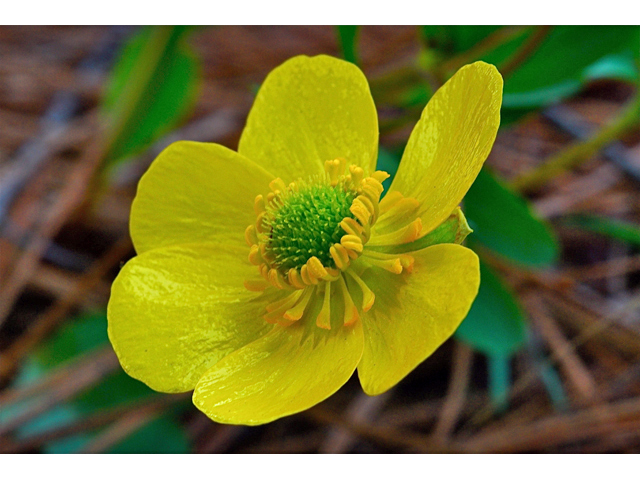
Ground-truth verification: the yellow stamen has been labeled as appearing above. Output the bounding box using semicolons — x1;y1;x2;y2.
287;268;306;289
248;244;262;265
337;275;359;326
341;234;364;253
375;197;420;231
269;177;287;193
300;264;318;285
306;256;328;280
345;269;375;312
330;244;351;270
325;159;343;186
348;165;364;185
264;291;303;323
316;282;332;329
340;217;367;241
254;194;265;215
283;287;314;321
244;278;269;292
367;218;423;246
245;225;258;247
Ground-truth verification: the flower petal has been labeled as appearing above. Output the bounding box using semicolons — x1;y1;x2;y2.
389;62;503;235
238;55;379;182
358;244;480;395
193;314;364;425
107;243;273;393
130;141;274;254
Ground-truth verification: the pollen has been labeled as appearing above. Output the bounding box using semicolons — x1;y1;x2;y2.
244;158;424;330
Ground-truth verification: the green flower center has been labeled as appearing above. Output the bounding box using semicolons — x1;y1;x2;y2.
265;184;356;272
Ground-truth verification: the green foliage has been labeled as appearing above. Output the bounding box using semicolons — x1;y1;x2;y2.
455;261;527;357
563;215;640;246
11;312;190;453
465;168;559;267
422;26;640;110
336;26;360;65
500;26;639;108
102;26;201;166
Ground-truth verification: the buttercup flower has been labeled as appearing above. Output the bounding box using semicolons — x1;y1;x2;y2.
107;55;503;425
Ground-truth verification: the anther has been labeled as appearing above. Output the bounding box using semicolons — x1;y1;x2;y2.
325;159;343;186
341;234;364;253
254;195;266;215
349;165;364;185
245;225;258;247
269;178;287;193
330;244;351;270
306;256;328;279
248;244;262;265
244;278;269;291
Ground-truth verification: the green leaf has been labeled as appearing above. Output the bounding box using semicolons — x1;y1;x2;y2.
102;26;201;166
107;417;190;454
421;25;504;55
455;261;527;357
336;26;360;65
501;26;640;108
563;214;640;246
465;168;559;267
422;26;640;109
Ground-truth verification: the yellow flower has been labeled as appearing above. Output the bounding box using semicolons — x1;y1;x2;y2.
107;55;503;425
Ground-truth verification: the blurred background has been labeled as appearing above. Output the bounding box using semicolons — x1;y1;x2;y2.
0;25;639;453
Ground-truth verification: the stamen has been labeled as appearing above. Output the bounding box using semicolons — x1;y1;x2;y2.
300;264;318;285
269;178;287;193
340;234;363;253
306;256;328;280
344;269;375;312
337;275;359;326
375;197;420;232
244;278;269;291
378;191;403;215
340;218;367;241
264;291;303;323
350;199;371;225
287;268;306;289
284;287;314;321
266;290;303;312
316;282;332;329
362;250;415;273
268;268;287;289
245;225;258;247
325;159;343;186
349;165;364;185
248;244;262;265
367;218;423;246
254;195;265;215
330;244;351;270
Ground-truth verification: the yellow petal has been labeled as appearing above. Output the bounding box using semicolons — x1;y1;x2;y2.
107;243;273;393
193;311;364;425
389;62;503;235
238;55;379;182
130;141;273;254
358;244;480;395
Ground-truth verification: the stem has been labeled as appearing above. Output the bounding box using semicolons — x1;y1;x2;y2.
499;26;552;79
438;26;530;77
510;95;640;192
